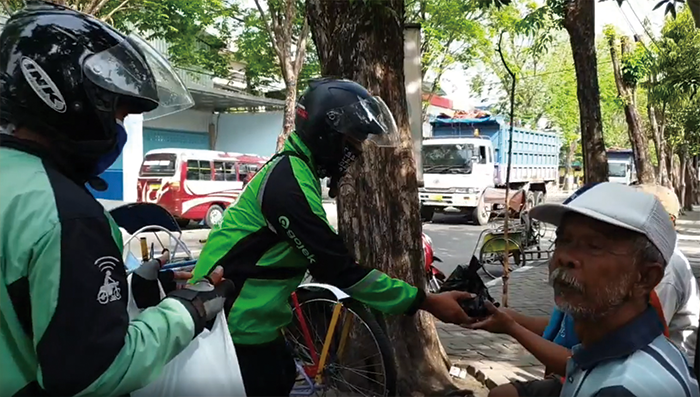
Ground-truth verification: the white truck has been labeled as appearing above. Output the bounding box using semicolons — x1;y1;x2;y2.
607;149;637;185
419;116;561;225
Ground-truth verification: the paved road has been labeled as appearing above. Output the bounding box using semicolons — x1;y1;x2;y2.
116;195;566;279
423;214;556;280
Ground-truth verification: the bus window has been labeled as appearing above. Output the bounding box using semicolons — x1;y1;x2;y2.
187;160;212;181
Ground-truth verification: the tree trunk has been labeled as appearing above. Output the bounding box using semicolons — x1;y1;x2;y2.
679;150;688;210
562;0;608;184
685;160;697;210
607;35;655;184
277;81;298;151
564;139;578;191
648;99;669;187
306;1;471;395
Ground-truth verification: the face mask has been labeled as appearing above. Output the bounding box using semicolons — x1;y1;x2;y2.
93;119;128;176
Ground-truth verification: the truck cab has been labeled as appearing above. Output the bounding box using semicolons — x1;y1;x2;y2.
607;149;637;185
419;137;495;224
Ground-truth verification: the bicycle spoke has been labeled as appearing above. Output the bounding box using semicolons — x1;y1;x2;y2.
286;297;392;397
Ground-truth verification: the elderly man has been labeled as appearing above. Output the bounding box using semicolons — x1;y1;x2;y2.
471;183;698;397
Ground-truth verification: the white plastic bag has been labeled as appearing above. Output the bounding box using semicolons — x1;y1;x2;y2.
126;274;247;397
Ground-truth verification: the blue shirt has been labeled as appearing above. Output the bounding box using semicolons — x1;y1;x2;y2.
542;307;579;348
560;307;699;397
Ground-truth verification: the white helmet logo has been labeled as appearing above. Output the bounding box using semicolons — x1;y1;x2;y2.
20;57;67;113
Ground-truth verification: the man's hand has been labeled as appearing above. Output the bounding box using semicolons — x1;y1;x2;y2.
173;271;193;289
421;291;475;325
465;301;518;335
167;266;235;336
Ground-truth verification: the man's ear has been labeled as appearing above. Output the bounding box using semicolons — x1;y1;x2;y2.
637;262;665;295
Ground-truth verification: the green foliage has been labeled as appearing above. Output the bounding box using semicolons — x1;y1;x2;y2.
621;44;652;87
475;1;562;128
536;34;628;157
407;0;488;85
230;0;319;94
233;11;280;92
649;8;700;155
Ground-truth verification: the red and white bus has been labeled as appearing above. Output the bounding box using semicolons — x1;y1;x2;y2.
137;148;269;228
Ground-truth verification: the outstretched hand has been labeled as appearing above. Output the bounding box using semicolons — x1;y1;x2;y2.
464;301;517;335
422;291;476;325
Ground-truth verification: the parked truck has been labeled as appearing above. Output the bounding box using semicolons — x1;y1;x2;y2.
419;116;561;225
607;149;637;185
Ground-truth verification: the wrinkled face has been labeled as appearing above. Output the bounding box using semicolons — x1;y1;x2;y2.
549;213;643;321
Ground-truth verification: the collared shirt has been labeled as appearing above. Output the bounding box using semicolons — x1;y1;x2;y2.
656;247;700;365
560;307;699;397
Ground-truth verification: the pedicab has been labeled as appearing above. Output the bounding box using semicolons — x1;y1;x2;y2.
474;185;553;279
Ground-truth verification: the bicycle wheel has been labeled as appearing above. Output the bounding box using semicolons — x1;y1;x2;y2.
285;289;397;397
479;236;524;279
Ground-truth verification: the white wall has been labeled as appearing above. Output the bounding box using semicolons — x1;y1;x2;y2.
144;108;213;133
404;25;422;185
214;111;283;156
122;114;143;203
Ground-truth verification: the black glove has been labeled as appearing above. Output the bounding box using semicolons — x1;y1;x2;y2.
166;267;235;336
131;251;170;309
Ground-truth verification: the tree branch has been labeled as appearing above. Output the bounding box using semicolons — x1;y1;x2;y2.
84;0;101;14
100;0;130;22
1;0;12;15
292;15;310;74
497;31;517;308
254;0;285;63
88;0;113;15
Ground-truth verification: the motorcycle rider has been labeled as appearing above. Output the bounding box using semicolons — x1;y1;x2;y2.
0;2;234;395
192;77;475;396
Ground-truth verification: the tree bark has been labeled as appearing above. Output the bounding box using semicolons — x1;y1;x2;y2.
306;1;472;395
679;149;688;209
277;81;298;150
607;35;655;184
564;139;578;191
685;160;698;210
562;0;609;184
648;95;669;187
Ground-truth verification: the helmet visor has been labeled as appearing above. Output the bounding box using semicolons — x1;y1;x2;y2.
83;33;194;121
326;96;399;147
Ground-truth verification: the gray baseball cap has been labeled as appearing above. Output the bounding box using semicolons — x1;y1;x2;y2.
530;182;676;264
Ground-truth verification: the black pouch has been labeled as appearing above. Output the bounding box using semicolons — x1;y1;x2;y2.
439;255;500;318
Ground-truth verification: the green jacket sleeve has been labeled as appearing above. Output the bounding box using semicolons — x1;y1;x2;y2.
259;155;426;315
30;217;195;396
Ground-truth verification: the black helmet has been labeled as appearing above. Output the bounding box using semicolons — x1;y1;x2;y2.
294;78;399;183
0;1;193;180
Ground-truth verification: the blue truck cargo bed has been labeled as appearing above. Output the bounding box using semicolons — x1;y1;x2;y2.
429;116;561;185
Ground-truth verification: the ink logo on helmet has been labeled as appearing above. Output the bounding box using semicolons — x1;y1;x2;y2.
20;57;67;114
278;216;316;264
